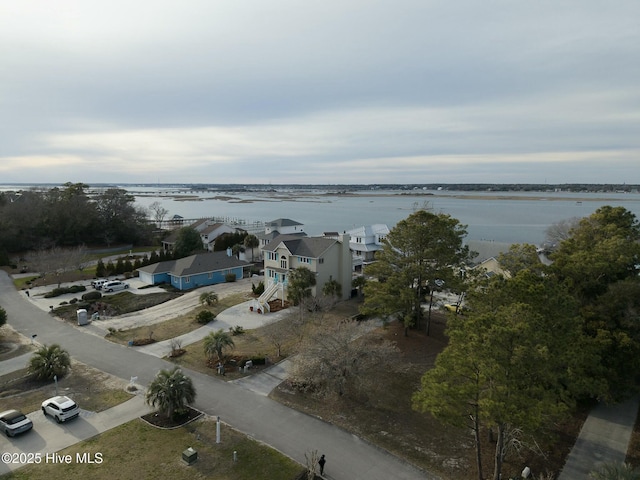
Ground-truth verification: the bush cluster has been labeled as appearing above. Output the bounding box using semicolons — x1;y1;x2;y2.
195;310;216;324
44;285;87;298
82;291;103;301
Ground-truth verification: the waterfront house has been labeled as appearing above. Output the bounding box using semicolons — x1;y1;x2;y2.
258;218;306;249
137;251;250;291
345;224;390;271
257;233;352;310
162;219;241;252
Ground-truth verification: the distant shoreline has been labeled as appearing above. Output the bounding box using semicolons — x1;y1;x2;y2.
133;191;639;204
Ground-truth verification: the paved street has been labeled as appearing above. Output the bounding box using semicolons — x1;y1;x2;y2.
0;272;434;479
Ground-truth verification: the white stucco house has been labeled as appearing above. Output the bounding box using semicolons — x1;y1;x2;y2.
346;224;390;271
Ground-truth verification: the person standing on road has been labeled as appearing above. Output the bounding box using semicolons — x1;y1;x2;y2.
318;454;326;475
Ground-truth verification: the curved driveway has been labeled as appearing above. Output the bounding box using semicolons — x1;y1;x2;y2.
0;272;434;480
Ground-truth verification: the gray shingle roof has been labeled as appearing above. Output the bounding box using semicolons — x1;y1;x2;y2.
264;235;337;258
266;218;303;228
138;252;249;277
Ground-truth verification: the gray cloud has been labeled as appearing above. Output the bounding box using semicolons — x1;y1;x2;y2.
1;0;638;184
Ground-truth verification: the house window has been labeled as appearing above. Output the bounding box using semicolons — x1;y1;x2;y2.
185;276;191;283
208;273;213;279
281;258;287;269
318;258;324;264
267;252;279;261
298;256;310;264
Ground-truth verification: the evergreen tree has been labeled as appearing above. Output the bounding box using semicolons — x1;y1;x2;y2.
96;259;106;277
362;209;471;335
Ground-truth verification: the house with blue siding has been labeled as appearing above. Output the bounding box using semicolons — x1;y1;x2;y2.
137;252;250;291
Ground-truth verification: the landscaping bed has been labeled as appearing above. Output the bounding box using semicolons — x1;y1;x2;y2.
52;291;183;322
141;406;203;429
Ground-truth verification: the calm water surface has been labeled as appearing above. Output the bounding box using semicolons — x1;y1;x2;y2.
132;189;640;245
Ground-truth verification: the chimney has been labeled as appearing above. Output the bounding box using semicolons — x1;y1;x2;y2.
226;247;232;257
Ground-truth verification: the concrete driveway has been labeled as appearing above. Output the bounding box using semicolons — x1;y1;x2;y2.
0;394;151;476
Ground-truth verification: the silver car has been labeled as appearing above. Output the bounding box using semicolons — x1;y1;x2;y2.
0;409;33;437
101;281;129;292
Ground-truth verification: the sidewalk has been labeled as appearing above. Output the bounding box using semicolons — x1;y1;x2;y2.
558;395;640;479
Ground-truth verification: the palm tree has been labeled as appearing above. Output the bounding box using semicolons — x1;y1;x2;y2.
145;367;196;419
244;234;259;261
203;329;235;363
199;291;219;307
28;344;71;381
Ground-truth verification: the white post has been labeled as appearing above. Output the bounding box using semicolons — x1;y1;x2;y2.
216;416;221;444
54;375;58;395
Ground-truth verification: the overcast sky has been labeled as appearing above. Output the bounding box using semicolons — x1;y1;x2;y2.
1;1;639;185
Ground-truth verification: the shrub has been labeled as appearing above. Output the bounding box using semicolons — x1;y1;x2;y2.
70;298;78;304
229;325;245;336
44;285;87;298
225;273;237;283
196;310;216;324
252;281;265;296
250;357;266;365
82;291;102;301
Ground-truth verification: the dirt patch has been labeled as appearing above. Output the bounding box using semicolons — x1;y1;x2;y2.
0;325;35;360
0;359;133;415
272;315;584;480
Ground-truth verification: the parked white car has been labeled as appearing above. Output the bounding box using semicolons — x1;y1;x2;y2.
41;396;80;423
101;281;129;292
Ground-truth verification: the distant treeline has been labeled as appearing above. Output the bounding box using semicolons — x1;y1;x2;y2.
102;183;640;193
6;183;639;194
0;183;153;256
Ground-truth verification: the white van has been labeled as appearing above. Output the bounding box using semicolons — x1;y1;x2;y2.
101;281;129;292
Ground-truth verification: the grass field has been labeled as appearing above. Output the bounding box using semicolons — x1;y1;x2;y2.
2;417;304;480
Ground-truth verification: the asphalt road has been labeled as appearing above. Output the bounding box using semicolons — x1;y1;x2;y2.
0;272;435;480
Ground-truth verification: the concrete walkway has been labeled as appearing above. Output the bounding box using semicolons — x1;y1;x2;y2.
558;395;640;479
135;300;290;358
0;352;32;376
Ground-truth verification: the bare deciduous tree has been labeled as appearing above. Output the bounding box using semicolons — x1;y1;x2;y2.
261;317;296;358
304;450;319;480
291;320;398;398
29;246;90;287
149;201;169;228
545;217;581;246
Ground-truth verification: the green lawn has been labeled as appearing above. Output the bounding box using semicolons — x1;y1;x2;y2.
2;418;304;480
